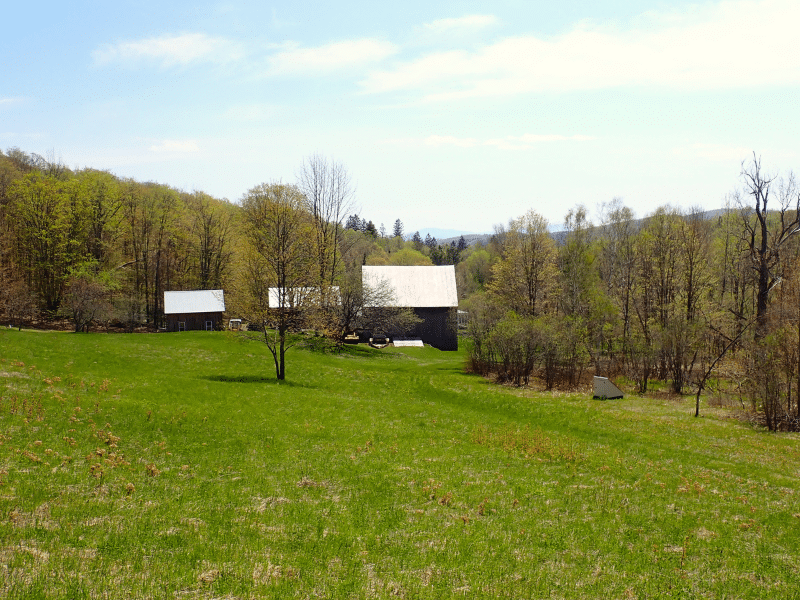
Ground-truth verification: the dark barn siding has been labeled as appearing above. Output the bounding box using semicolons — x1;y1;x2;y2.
360;307;457;351
408;307;458;351
165;312;223;332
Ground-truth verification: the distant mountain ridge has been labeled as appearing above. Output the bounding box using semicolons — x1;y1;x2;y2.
414;228;483;241
420;208;732;248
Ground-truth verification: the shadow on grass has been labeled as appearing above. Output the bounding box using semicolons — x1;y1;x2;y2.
204;374;308;387
306;341;405;360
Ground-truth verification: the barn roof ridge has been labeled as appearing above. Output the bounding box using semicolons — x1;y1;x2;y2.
164;289;226;314
362;265;458;308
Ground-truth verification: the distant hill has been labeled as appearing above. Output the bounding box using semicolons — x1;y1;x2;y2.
550;207;733;244
415;228;483;242
416;209;733;248
438;233;493;247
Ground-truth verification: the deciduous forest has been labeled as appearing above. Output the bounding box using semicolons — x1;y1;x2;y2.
1;148;799;429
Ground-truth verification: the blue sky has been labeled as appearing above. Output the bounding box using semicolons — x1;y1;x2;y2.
2;0;798;233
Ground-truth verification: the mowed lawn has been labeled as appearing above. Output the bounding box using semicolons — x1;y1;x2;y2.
1;329;799;599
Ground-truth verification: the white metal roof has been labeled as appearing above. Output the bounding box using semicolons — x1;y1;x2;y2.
362;266;458;308
164;290;225;315
267;287;340;308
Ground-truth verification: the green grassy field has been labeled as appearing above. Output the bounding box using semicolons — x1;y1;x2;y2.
1;329;799;599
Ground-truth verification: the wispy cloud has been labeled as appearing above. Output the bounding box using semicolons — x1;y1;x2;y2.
421;15;498;33
424;133;594;149
362;0;800;100
93;33;242;67
676;143;757;162
0;97;23;109
425;135;480;148
266;39;398;75
149;140;199;153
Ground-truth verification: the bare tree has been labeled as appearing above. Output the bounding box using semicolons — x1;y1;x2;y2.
0;275;38;329
63;273;112;332
739;154;800;339
297;154;355;293
315;267;420;347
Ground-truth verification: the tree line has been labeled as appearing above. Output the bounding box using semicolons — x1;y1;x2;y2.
464;156;800;431
3;147;800;428
0;148;237;332
0;150;428;378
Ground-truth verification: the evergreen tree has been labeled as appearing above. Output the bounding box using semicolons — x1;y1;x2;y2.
345;214;361;231
393;219;404;238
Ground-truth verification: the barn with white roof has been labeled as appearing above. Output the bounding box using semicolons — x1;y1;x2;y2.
163;290;225;332
362;265;459;351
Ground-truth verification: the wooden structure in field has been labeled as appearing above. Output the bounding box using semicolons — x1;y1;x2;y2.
362;265;459;351
163;290;225;332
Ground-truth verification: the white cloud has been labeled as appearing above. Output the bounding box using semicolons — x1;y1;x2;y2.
149;140;200;153
266;39;398;75
425;135;479;148
676;143;756;162
422;15;498;33
362;0;800;99
0;97;23;109
93;33;242;67
424;133;594;150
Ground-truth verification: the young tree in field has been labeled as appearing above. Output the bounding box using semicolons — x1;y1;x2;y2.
241;183;313;381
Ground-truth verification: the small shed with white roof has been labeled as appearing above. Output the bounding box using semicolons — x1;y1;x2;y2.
163;290;225;332
362;265;459;350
